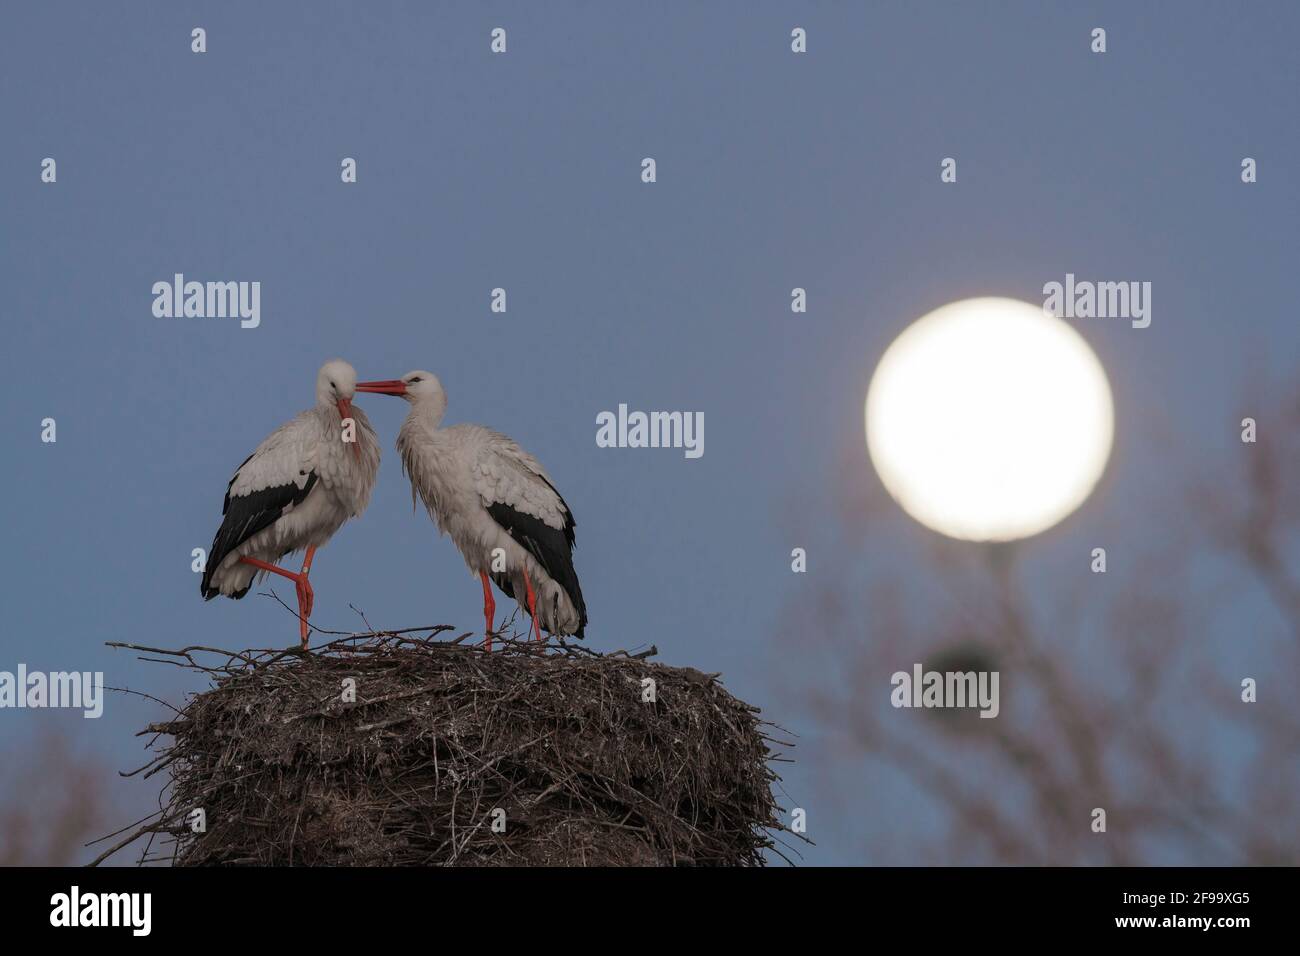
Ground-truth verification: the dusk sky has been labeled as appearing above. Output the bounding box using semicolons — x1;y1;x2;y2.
2;2;1297;866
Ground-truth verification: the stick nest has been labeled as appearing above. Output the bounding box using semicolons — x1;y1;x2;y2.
108;628;792;866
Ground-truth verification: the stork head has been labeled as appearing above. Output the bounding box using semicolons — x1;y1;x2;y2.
316;359;359;419
356;370;443;406
319;360;363;460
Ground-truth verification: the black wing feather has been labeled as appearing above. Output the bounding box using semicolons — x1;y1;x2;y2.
486;497;586;637
201;466;318;600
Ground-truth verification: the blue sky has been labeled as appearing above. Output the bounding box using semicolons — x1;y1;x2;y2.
1;2;1297;864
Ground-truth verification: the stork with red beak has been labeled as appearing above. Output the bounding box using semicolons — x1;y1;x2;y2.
201;359;381;646
356;371;587;649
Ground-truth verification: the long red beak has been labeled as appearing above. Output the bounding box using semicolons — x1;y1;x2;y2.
355;379;407;396
337;397;360;460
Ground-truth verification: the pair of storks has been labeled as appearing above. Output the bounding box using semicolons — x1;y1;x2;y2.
200;360;586;648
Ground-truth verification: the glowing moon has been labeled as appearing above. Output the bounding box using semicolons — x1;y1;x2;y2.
865;297;1114;542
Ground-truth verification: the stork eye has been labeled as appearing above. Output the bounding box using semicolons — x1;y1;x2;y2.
409;377;422;383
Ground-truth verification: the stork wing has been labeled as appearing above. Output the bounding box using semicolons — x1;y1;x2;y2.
472;433;573;541
201;411;321;598
473;432;584;627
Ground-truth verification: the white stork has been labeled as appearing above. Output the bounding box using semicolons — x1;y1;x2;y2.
201;359;381;646
355;371;587;648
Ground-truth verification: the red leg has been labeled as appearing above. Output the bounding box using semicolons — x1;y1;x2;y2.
480;571;496;651
296;547;317;645
522;567;541;642
239;553;315;648
239;555;297;582
299;547;316;617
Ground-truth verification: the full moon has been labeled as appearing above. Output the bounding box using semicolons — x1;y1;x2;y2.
865;297;1114;542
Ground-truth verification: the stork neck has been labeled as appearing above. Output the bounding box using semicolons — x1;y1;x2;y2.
413;391;447;427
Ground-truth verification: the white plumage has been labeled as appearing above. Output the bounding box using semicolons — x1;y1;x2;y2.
357;371;586;644
202;359;381;644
